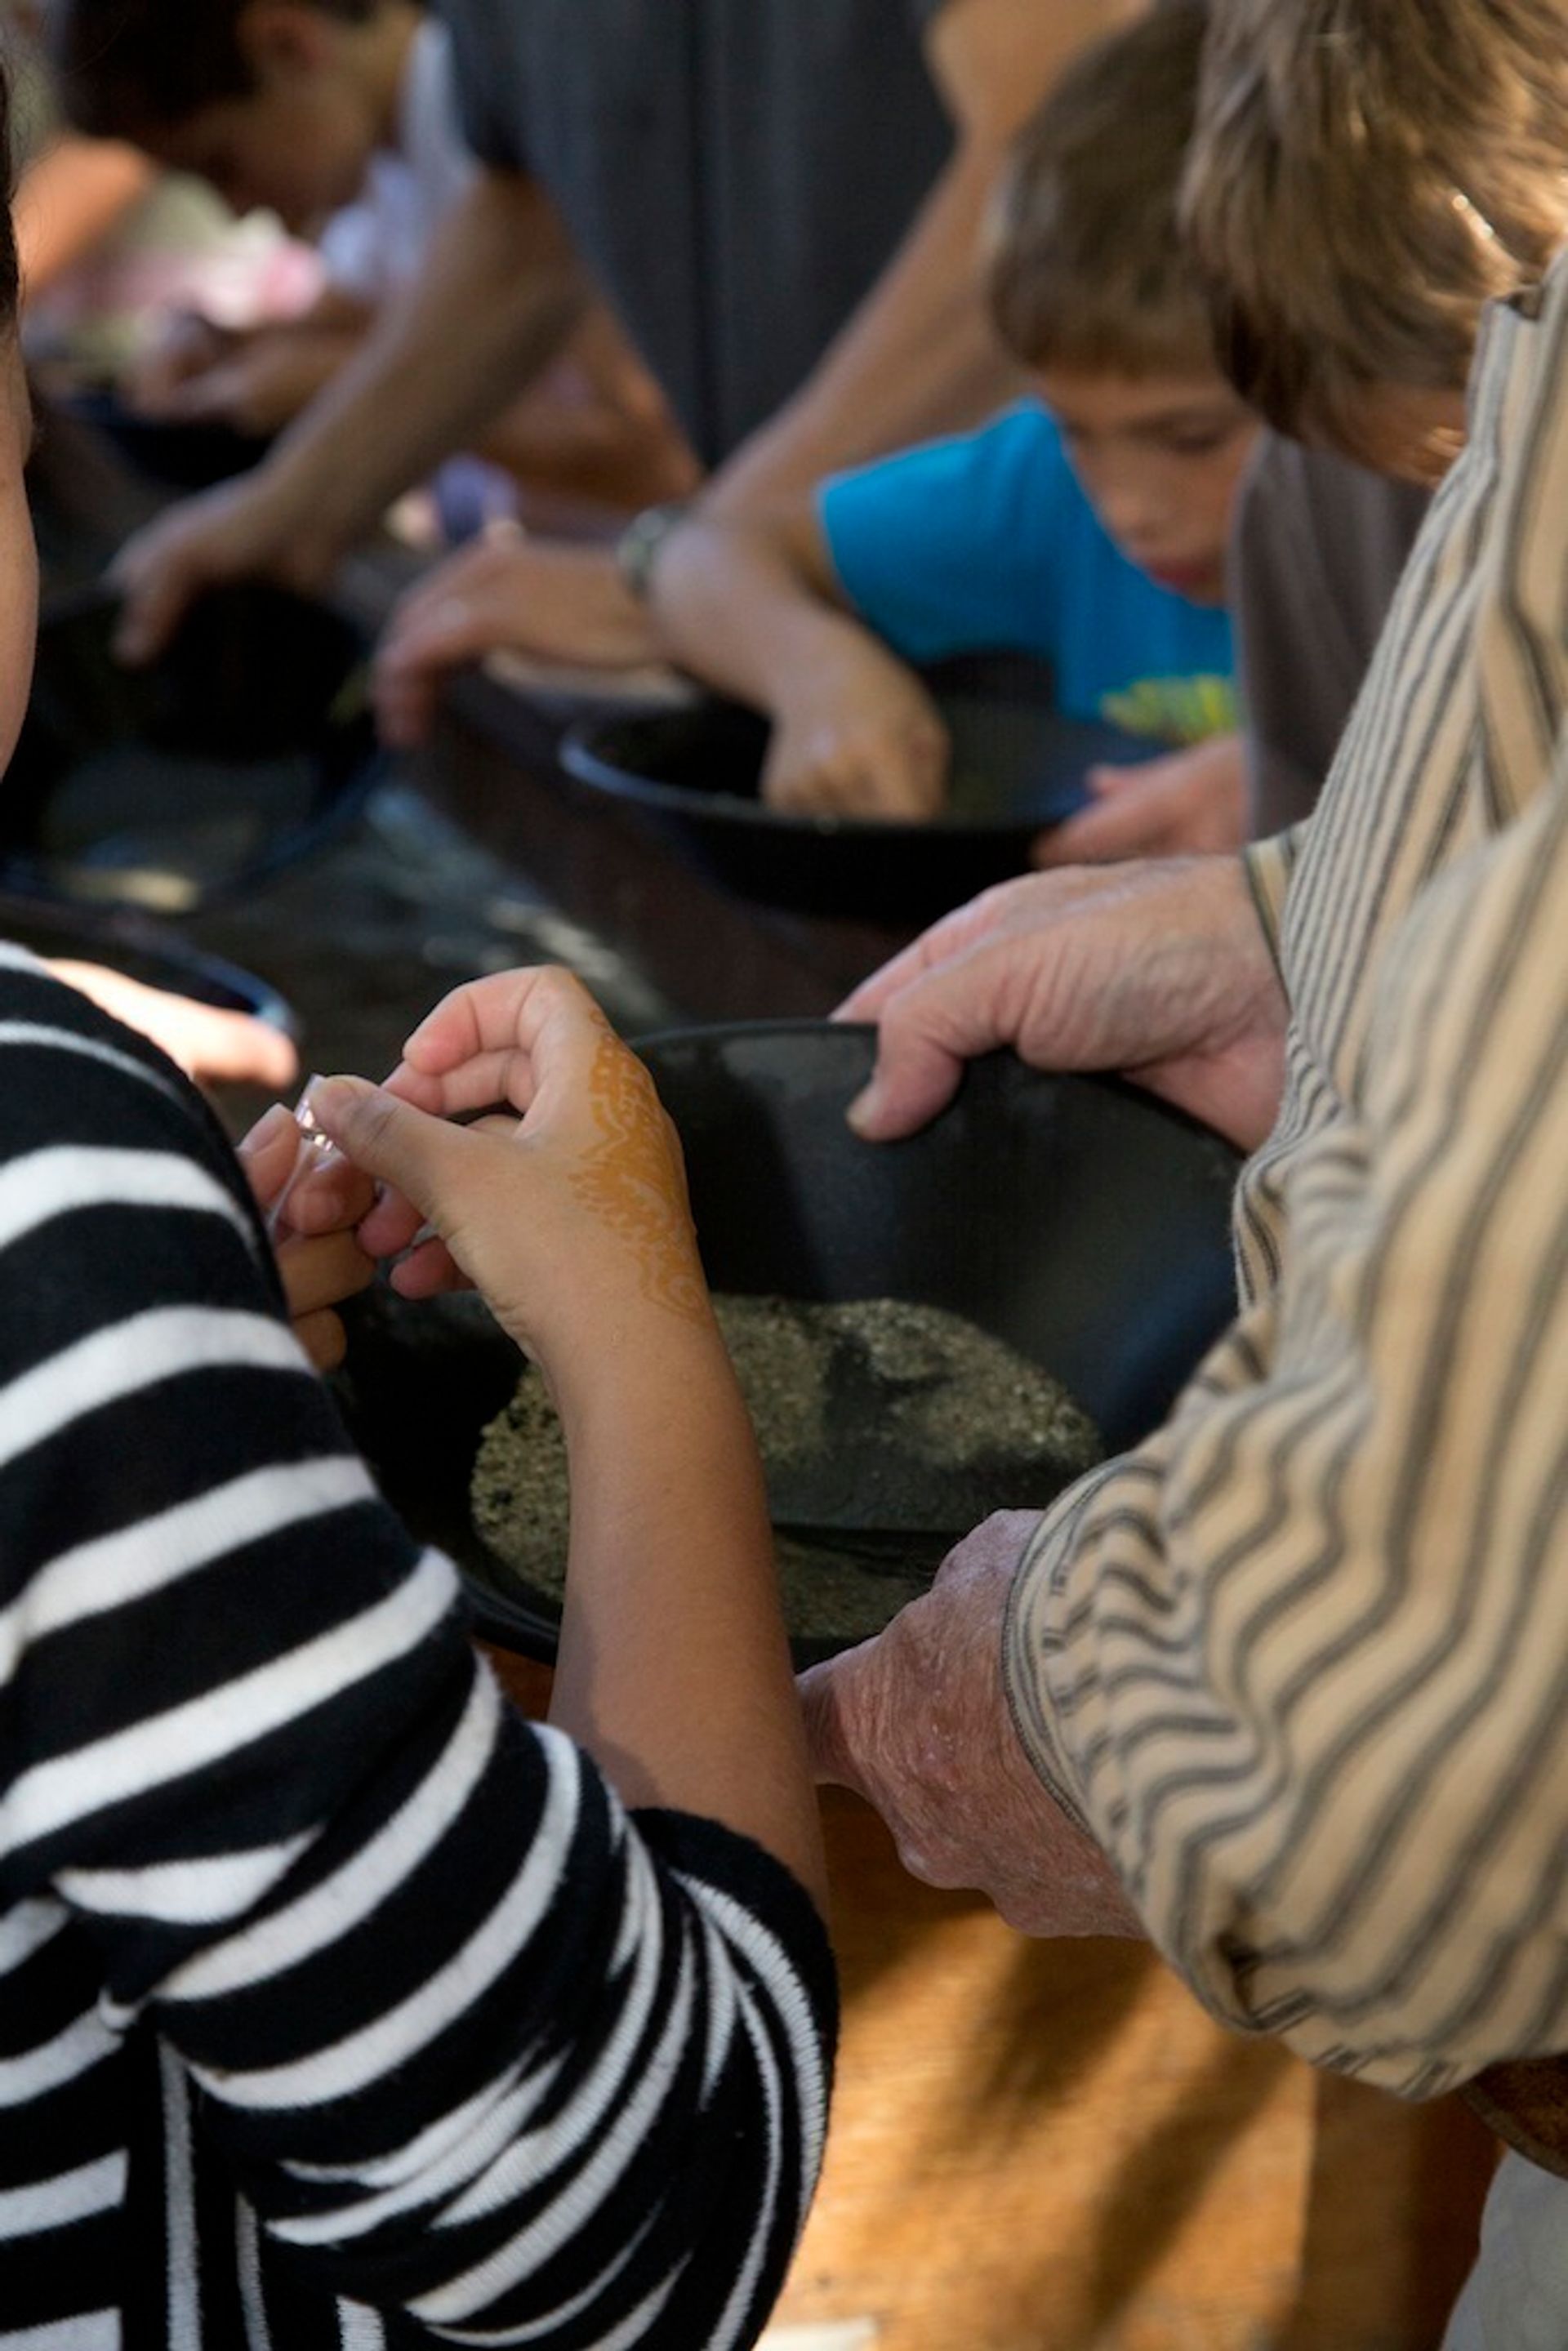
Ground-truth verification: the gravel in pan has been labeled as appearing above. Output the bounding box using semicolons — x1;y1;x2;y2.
472;1293;1102;1647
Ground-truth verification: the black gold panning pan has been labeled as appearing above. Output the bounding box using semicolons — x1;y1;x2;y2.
0;888;296;1034
0;579;383;915
333;1022;1242;1666
557;654;1156;925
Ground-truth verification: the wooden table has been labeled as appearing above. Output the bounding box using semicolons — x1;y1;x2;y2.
483;1649;1495;2351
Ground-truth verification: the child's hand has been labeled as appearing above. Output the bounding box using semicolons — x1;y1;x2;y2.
306;968;710;1390
150;327;357;440
373;531;656;750
126;312;237;417
761;656;949;821
237;1103;377;1372
1032;732;1248;867
47;962;298;1092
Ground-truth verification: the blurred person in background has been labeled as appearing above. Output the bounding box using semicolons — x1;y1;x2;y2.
46;0;1146;705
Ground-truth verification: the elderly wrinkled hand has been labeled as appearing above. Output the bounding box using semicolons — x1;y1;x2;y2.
798;1509;1143;1938
834;853;1289;1153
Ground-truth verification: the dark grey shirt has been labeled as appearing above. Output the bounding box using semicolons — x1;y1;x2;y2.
436;0;952;466
1232;431;1432;835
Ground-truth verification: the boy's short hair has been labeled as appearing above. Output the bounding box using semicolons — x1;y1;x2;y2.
987;0;1213;380
47;0;381;140
1181;0;1568;462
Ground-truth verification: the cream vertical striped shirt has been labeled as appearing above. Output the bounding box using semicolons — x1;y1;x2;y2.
1006;255;1568;2099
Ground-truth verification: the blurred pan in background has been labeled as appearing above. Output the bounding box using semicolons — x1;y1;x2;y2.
0;579;383;915
559;652;1162;924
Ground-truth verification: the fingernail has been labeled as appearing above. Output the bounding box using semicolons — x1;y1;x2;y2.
845;1082;883;1138
243;1102;293;1152
304;1075;368;1128
296;1076;368;1138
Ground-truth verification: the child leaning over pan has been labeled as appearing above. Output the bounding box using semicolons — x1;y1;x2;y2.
50;0;697;523
0;57;832;2343
647;0;1252;866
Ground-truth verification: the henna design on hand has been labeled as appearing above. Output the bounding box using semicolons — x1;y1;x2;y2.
572;1035;708;1324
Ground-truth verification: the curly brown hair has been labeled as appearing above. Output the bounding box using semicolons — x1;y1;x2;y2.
1181;0;1568;465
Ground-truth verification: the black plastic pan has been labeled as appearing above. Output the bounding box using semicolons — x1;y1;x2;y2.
60;385;270;493
0;887;296;1033
0;579;384;915
333;1022;1241;1666
558;653;1158;925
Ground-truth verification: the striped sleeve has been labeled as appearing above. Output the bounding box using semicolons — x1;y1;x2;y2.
1005;262;1568;2104
0;960;834;2345
1006;706;1568;2103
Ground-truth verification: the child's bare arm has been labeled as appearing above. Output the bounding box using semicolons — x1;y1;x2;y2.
652;505;951;818
310;969;829;1913
651;498;845;700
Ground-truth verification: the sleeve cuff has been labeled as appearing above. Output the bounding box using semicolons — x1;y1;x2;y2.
1000;1472;1124;1837
631;1808;840;2050
1241;825;1309;974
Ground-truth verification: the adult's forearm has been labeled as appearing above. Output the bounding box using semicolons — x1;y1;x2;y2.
704;0;1143;519
705;139;1023;519
255;169;588;563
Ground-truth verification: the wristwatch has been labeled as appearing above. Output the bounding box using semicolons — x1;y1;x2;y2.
614;499;694;602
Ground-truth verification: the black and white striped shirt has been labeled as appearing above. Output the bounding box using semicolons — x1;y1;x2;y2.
0;946;835;2348
1007;257;1568;2097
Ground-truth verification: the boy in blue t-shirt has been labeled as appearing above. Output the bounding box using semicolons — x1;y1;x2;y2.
648;0;1256;860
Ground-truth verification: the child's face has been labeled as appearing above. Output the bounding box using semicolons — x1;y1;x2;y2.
0;343;38;781
1033;367;1258;605
156;78;374;234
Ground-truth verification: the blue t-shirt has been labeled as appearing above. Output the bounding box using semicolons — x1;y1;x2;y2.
818;401;1236;744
